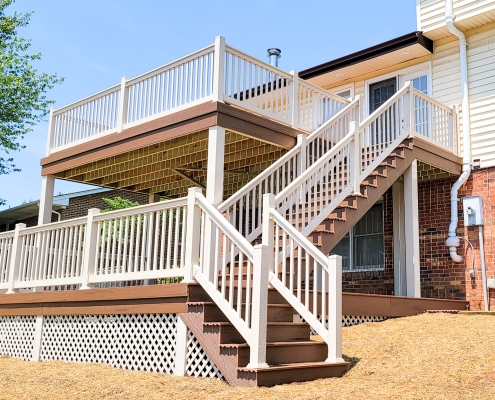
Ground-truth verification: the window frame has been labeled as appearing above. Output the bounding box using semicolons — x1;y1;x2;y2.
329;82;355;100
333;200;386;273
364;61;432;118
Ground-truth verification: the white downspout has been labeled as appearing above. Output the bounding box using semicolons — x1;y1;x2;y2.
444;0;472;262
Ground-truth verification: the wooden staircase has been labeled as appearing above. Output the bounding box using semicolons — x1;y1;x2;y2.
182;139;415;386
305;138;414;255
181;284;348;387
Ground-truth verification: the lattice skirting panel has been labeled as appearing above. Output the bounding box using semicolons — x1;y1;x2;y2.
0;316;37;361
0;313;223;380
40;314;178;374
186;331;224;380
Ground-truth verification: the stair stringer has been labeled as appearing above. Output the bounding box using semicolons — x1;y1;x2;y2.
180;307;257;387
319;144;415;255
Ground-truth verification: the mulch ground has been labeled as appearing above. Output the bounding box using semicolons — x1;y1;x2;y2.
1;313;495;399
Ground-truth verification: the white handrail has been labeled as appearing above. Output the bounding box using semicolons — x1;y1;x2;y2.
195;194;254;259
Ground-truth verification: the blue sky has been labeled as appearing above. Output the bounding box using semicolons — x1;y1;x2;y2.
0;0;417;210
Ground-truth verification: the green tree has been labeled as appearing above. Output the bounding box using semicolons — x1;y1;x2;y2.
0;0;63;205
101;196;140;213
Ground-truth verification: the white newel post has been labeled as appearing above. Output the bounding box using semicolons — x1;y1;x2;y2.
262;194;275;273
31;315;44;362
204;126;225;281
80;208;100;290
348;121;360;194
6;223;26;294
408;81;415;136
212;36;225;103
297;134;307;176
174;315;189;376
290;70;300;129
38;175;55;226
404;160;421;297
326;254;344;363
45;107;56;156
117;76;129;133
184;187;202;282
247;244;269;369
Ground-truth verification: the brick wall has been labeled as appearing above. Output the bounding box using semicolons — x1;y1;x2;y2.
59;190;149;221
340;166;495;309
418;168;495;308
14;190;149;228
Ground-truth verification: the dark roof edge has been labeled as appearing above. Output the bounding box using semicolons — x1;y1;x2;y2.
299;32;433;80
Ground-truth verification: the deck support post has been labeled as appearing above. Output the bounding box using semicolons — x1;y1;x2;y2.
31;315;44;362
325;254;344;363
38;175;55;226
174;315;189;376
348;121;361;194
404;160;421;297
204;126;225;281
393;182;407;296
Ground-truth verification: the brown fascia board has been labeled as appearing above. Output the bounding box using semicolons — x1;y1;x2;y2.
299;32;434;80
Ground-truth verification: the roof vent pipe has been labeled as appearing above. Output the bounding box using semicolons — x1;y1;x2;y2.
445;0;472;262
267;48;281;68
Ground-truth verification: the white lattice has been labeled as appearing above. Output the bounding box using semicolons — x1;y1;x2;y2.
343;315;388;327
40;314;178;374
303;314;389;335
0;316;36;361
186;330;224;380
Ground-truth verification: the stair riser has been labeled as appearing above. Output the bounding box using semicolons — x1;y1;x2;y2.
218;324;310;344
234;343;329;367
203;304;293;323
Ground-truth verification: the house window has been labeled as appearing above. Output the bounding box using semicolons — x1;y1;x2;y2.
331;203;385;272
336;89;351;100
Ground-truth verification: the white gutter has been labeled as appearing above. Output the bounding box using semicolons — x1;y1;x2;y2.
444;0;472;262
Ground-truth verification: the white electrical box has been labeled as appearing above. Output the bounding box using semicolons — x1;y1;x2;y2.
462;196;484;226
488;279;495;289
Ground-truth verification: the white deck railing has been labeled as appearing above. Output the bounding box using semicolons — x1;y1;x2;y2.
218;96;360;244
46;36;348;155
0;200;188;292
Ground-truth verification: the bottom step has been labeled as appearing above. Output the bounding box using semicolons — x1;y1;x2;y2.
237;361;349;387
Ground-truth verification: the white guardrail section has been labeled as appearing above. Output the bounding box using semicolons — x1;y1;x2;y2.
186;188;269;368
88;198;187;285
46;36;348;154
218;97;358;244
1;199;188;292
297;79;349;132
262;194;343;363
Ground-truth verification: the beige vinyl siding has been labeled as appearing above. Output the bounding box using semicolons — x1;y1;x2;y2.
418;0;495;39
432;25;495;167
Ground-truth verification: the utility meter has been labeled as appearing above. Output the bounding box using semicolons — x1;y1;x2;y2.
462;196;484;226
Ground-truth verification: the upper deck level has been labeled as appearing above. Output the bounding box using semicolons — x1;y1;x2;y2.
40;36;461;200
44;36;349;156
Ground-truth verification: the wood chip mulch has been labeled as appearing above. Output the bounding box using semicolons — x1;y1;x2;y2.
1;313;495;399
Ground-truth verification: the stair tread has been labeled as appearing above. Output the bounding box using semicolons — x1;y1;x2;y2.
220;341;327;349
204;321;308;327
238;361;349;372
188;301;292;309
